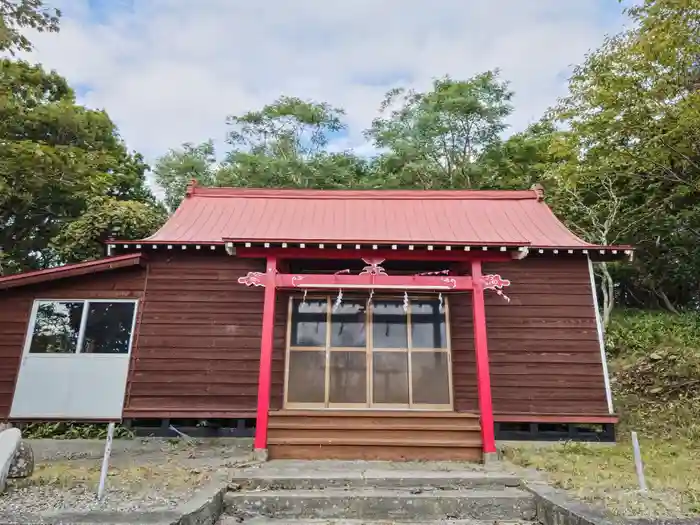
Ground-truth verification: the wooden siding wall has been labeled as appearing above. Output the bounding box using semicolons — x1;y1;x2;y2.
451;257;609;416
123;252;274;418
0;269;146;418
1;253;608;421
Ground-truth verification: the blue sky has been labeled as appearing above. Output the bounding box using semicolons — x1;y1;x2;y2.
23;0;637;164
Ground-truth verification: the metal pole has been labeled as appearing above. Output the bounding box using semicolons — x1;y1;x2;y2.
97;422;115;500
631;431;647;492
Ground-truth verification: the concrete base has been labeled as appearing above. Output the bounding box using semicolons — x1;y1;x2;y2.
224;460;534;522
225;488;535;521
483;451;500;466
252;448;269;462
0;428;21;492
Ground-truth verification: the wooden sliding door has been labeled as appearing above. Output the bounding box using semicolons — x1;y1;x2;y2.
284;295;453;410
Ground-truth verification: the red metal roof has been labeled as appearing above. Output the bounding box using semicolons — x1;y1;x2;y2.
138;186;616;249
0;253;143;290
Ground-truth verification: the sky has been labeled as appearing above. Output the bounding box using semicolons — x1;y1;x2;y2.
21;0;637;164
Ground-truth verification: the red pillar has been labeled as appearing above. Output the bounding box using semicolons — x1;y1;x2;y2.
254;255;277;453
471;259;497;455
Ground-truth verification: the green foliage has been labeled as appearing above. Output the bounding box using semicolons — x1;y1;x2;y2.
367;71;513;189
0;0;60;54
606;309;700;357
226;96;345;159
549;0;700;312
607;310;700;443
19;422;134;440
154;98;374;211
154;72;531;210
51;196;167;263
152;141;218;213
0;60;165;274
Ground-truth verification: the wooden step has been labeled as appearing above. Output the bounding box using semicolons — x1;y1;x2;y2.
269;428;481;441
268;444;483;461
269;436;482;448
267;410;483;462
271;410;479;418
268;420;481;431
269;411;480;429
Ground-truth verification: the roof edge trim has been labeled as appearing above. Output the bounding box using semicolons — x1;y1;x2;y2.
0;253;144;291
186;187;540;200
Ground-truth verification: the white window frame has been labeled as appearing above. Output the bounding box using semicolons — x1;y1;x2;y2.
22;299;139;358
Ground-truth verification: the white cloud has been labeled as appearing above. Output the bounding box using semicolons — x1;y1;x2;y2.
21;0;633;163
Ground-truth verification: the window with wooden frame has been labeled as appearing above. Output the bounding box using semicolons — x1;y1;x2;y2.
284;295;452;409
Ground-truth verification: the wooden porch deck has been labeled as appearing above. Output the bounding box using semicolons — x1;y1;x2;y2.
268;410;483;462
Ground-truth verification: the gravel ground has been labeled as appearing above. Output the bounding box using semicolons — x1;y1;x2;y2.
0;437;253;520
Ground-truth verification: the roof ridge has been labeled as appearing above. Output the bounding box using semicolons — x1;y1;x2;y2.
187;187;539;201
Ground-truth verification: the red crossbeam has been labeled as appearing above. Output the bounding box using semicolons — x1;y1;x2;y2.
273;273;473;290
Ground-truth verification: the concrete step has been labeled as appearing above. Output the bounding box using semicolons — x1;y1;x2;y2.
223;487;536;521
228;469;522;491
218;519;534;525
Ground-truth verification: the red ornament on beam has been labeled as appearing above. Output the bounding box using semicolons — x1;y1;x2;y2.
237;271;266;287
483;274;511;302
360;258;387;276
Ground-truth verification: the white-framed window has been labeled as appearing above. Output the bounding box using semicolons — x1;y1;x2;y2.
11;299;140;420
25;299;138;356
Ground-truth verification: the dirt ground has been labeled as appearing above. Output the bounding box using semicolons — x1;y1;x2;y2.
0;437;254;518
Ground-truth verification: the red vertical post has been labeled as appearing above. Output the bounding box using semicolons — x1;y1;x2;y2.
254;255;277;454
471;259;497;455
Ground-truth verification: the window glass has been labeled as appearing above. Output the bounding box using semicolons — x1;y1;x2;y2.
372;352;409;404
29;301;84;354
330;300;366;347
371;300;408;348
290;299;327;347
286;294;452;409
82;302;136;354
411;352;450;404
287;351;326;403
410;299;447;348
329;351;367;404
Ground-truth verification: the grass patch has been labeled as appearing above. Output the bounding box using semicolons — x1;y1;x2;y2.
505;440;700;518
10;458;211;493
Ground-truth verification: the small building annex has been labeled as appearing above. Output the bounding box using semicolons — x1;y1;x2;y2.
0;183;631;462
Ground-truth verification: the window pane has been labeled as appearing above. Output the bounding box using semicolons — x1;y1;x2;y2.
287;351;326;403
29;301;84;354
372;301;407;348
82;302;136;354
331;300;366;348
410;300;447;348
290;299;327;347
329;352;366;404
411;352;450;405
372;352;408;404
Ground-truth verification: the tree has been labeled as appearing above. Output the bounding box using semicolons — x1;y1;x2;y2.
550;0;700;313
480;121;569;190
51;196;166;263
153;97;379;209
366;71;513;189
0;0;60;54
153;141;219;212
0;60;166;274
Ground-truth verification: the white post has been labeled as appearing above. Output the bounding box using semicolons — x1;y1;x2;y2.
587;256;614;414
97;422;116;500
631;431;647;492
